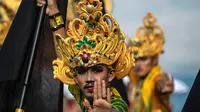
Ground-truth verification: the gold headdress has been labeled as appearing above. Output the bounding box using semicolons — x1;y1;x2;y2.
53;0;134;85
130;12;165;58
67;0;112;21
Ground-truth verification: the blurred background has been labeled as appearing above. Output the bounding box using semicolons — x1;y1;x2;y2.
1;0;200;112
111;0;200;111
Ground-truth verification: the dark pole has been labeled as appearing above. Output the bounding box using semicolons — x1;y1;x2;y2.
15;3;47;112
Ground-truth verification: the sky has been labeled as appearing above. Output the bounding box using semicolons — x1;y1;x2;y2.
111;0;200;76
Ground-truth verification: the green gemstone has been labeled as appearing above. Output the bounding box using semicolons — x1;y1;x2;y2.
132;41;142;46
83;18;86;21
93;22;97;26
93;1;97;7
84;19;89;24
91;43;96;48
95;15;100;21
75;44;81;49
77;40;84;45
134;53;139;58
83;36;88;43
87;40;92;45
83;17;88;22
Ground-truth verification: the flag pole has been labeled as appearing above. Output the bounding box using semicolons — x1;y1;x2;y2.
15;3;47;112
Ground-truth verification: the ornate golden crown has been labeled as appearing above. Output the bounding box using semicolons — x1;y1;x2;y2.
66;0;112;21
53;0;134;85
130;12;165;58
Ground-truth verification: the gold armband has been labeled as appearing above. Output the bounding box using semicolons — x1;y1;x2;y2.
49;13;65;31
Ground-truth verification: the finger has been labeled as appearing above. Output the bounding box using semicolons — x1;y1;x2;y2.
170;76;174;84
165;81;171;86
83;101;86;107
97;78;102;99
94;81;97;101
37;1;46;7
168;75;174;82
162;88;171;93
168;74;174;81
162;86;173;93
170;75;174;81
165;80;174;87
167;74;174;84
107;88;111;103
46;8;50;15
37;0;46;4
37;3;43;7
102;80;106;99
84;99;92;110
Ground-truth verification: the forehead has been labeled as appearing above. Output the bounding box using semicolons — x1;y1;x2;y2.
135;56;153;61
75;64;107;69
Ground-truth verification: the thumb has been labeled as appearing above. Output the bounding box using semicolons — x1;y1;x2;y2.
46;8;50;16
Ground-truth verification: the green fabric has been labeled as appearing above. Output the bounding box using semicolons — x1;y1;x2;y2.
111;96;129;112
68;85;86;111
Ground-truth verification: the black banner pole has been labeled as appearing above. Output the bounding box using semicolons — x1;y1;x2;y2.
15;3;47;112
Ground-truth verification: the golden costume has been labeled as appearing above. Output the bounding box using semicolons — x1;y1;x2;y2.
0;0;21;46
129;12;172;112
52;0;134;111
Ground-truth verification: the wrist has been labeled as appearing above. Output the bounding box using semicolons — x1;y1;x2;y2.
111;107;120;112
48;7;59;16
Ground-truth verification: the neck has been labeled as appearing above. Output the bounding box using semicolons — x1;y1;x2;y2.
139;74;148;80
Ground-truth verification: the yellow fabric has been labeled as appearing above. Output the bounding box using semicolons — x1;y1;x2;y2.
129;65;163;111
141;66;161;108
111;87;121;97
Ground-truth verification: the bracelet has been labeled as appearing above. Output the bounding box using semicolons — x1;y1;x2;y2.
49;13;65;31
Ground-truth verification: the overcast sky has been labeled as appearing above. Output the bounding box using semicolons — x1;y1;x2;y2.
111;0;200;76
